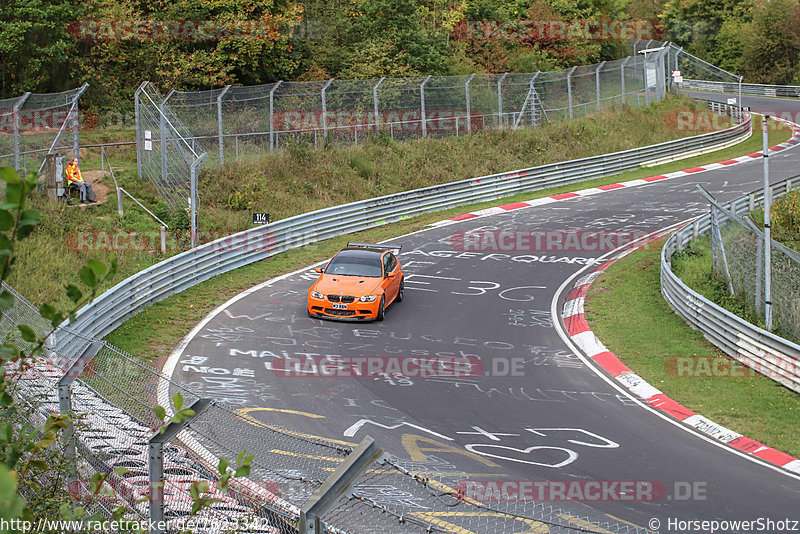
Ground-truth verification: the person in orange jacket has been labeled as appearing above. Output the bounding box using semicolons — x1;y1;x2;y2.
64;157;95;204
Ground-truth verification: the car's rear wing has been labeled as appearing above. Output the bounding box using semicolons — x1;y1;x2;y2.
347;241;402;253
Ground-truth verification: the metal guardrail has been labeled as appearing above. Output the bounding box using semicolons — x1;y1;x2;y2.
661;176;800;394
680;79;800;99
66;108;751;341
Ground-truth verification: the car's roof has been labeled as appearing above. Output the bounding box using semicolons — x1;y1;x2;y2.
335;247;386;258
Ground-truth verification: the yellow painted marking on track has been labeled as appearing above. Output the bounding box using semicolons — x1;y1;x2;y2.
402;433;501;467
557;514;614;534
410;511;549;534
604;514;655;533
233;408;357;447
237;407;326;419
269;449;345;462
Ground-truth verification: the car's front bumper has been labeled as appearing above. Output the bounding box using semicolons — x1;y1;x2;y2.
307;296;380;321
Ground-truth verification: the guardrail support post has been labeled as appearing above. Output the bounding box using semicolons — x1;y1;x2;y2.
149;398;213;534
595;61;606;111
566;67;577;120
269;81;282;153
465;73;475;132
299;436;387;534
762;116;773;330
217;85;231;164
497;72;508;128
372;77;385;133
420;75;432;137
58;340;105;483
321;79;334;141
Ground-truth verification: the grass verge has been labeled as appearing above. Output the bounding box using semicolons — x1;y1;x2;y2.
105;114;790;371
585;240;800;458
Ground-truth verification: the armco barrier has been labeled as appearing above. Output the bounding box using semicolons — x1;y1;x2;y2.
661;176;800;393
680;79;800;99
65;106;750;343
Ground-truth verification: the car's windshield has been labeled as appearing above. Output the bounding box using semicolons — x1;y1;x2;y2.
325;254;382;277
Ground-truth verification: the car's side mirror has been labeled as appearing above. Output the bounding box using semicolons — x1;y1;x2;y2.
315;267;324;273
387;271;396;278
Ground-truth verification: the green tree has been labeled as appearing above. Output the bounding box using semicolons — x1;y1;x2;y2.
0;0;84;97
741;0;800;84
660;0;755;70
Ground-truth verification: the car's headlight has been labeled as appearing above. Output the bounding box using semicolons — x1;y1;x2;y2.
359;295;377;302
311;291;324;299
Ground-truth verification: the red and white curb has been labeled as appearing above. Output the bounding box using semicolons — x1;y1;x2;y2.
430;116;800;228
560;236;800;477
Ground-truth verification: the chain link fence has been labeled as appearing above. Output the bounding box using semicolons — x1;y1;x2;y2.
710;191;800;344
3;277;648;533
0;85;89;176
156;51;666;173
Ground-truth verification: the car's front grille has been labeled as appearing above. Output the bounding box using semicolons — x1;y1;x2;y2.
328;295;355;303
324;308;356;316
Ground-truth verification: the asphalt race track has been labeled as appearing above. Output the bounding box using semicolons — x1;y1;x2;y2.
166;95;800;531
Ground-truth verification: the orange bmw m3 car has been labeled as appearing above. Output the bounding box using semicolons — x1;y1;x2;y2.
307;242;403;321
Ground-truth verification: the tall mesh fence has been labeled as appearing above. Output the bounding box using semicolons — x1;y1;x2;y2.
2;279;647;533
0;85;88;176
710;196;800;344
135;82;208;208
158;51;664;174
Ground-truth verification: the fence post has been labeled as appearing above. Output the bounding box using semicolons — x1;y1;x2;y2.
159;98;169;188
465;73;475;132
134;82;147;179
72;104;80;162
595;61;606;111
12;93;30;175
217;85;231;165
420;75;432;138
762;116;773;329
149;398;213;534
269;81;282;153
299;436;388;534
321;79;334;141
529;71;541;126
621;57;630;104
189;153;208;249
497;72;508;128
58;340;105;483
567;67;577;120
755;234;763;314
373;77;385;133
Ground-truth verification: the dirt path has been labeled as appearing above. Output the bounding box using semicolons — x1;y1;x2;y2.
65;169;111;207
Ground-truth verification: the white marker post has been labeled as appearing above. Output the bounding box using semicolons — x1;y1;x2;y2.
762;115;772;330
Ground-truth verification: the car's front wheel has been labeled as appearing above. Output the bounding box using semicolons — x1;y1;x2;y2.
396;278;404;302
376;295;385;321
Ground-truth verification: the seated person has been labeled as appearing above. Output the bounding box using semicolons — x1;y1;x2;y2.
65;157;95;204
